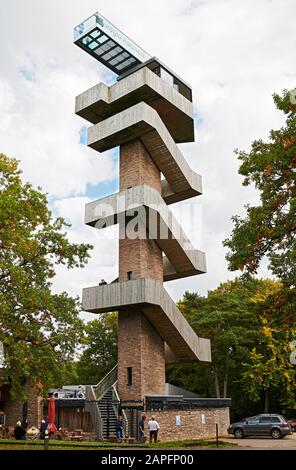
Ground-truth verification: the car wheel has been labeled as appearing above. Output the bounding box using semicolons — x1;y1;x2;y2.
271;428;282;439
234;428;244;439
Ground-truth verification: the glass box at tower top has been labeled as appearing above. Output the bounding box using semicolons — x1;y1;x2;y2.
74;12;151;75
74;11;192;102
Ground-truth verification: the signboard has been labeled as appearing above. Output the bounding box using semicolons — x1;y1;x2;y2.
94;13;150;63
176;415;181;426
201;414;206;425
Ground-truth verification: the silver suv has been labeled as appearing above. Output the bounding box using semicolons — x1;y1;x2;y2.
228;414;291;439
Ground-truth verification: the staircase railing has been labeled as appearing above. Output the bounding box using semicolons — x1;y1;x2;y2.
112;381;129;437
93;364;118;400
85;385;103;441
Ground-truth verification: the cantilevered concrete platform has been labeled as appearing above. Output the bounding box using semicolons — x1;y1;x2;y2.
75;67;194;143
85;184;206;279
87;102;202;203
82;278;211;362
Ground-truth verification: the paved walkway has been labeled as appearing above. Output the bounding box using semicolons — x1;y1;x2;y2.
223;433;296;450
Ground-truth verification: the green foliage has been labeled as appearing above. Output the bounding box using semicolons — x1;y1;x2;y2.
167;277;296;417
76;313;118;385
241;289;296;410
224;89;296;288
222;89;296;412
0;153;92;398
178;277;276;398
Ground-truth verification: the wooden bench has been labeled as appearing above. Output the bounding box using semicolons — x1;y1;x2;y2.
121;437;136;444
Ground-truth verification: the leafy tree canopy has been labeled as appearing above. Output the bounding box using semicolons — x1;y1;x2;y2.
0;153;92;397
76;313;118;386
224;90;296;287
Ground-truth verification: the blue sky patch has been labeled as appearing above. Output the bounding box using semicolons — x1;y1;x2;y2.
79;126;88;144
85;179;119;199
19;67;36;81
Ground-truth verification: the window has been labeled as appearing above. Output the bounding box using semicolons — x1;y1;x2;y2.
247;416;260;425
82;36;92;45
127;271;133;280
102;48;120;61
271;417;281;423
127;367;132;386
97;34;108;44
90;30;100;39
116;60;132;70
260;416;272;423
88;41;99;50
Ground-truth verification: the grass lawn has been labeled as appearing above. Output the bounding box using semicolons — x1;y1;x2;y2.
0;438;234;451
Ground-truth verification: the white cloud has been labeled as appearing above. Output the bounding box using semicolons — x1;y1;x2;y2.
1;0;295;310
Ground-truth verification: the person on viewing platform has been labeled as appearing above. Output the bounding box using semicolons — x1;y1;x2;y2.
147;416;160;443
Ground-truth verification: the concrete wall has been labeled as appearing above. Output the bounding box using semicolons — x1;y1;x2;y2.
84;184;206;280
75;66;194;143
82;278;211;363
87;101;201;200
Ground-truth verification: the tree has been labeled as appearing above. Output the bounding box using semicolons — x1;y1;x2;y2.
167;275;295;419
179;277;278;399
224;89;296;287
0;153;92;397
76;313;118;385
223;89;296;412
241;286;296;412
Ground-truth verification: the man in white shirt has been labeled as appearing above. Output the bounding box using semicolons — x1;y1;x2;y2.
147;416;160;443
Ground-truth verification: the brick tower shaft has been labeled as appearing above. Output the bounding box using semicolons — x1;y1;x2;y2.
118;139;165;400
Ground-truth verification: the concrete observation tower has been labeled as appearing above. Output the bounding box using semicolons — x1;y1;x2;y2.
74;12;220;439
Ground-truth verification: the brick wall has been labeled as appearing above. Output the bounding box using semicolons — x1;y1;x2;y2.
119;237;163;282
118;138;166;401
120;139;161;192
2;385;43;427
141;315;165;397
145;407;230;441
118;311;165;401
119;138;163;283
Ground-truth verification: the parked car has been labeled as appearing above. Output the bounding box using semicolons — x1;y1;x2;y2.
287;419;296;432
228;414;291;439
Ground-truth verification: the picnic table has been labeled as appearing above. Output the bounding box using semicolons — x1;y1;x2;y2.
70;430;84;442
121;437;136;444
70;435;83;442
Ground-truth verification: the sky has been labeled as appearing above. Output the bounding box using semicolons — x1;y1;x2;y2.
0;0;295;321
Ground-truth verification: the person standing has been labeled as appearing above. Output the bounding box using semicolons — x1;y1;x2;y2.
147;416;160;443
39;418;48;439
14;421;26;440
139;415;146;440
115;415;124;442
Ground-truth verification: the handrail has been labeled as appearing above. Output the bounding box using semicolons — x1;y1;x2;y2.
112;381;128;437
93;364;118;400
85;385;103;440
